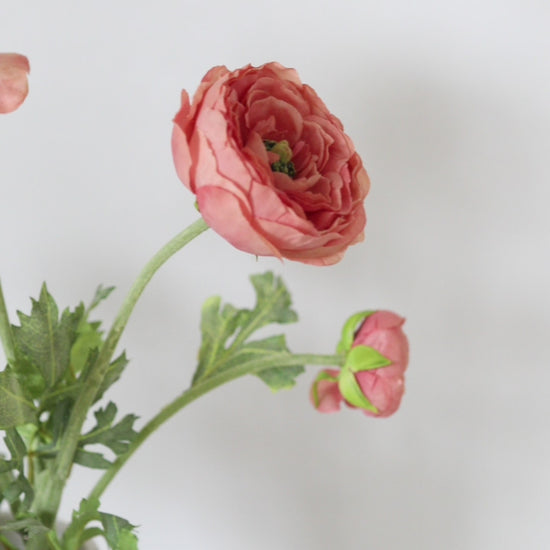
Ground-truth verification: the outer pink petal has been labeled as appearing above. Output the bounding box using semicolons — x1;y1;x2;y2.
354;372;405;418
0;53;30;114
171;91;193;189
197;185;280;257
354;311;409;372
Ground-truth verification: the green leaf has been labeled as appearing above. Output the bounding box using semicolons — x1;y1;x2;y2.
12;285;83;389
193;297;248;383
193;272;301;391
70;320;103;375
4;428;27;464
88;285;115;312
99;512;138;550
73;449;112;470
96;352;129;402
76;402;138;469
2;472;34;509
0;370;36;428
62;498;101;549
247;271;298;329
242;336;304;391
345;345;392;373
0;517;50;539
0;279;17;367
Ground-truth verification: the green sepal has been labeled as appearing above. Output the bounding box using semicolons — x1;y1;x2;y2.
338;367;378;414
311;370;340;408
336;311;375;354
344;345;392;373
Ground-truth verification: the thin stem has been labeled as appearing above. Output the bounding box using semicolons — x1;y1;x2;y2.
0;279;16;366
29;218;210;526
89;352;344;501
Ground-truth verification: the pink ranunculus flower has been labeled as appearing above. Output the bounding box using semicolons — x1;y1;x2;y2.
346;311;409;418
0;53;30;114
310;369;343;413
172;62;370;265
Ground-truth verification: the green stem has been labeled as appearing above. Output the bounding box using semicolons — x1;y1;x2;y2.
88;352;344;502
29;218;209;527
0;279;16;366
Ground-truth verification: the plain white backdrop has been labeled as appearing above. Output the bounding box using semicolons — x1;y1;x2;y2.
1;1;549;548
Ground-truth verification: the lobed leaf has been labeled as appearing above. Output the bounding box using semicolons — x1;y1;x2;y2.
192;272;302;391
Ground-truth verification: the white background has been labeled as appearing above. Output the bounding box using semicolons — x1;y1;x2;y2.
1;1;549;549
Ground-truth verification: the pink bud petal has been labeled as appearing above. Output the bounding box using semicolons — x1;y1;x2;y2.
310;369;342;413
0;53;30;114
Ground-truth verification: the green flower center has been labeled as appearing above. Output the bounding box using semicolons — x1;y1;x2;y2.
264;139;296;178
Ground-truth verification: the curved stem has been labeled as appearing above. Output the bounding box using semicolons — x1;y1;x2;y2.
89;352;344;501
30;218;210;526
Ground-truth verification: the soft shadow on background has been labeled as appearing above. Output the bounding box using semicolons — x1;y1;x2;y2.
1;1;549;549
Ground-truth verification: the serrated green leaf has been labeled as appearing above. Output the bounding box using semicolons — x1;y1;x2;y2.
247;271;298;328
81;403;138;454
88;285;115;312
12;285;83;389
100;512;138;550
241;335;304;391
2;473;34;509
73;449;112;469
0;279;16;367
0;517;50;538
95;352;129;402
11;354;46;398
345;345;392;373
193;272;299;388
4;428;26;463
61;498;101;549
193;297;249;383
0;457;14;474
0;370;36;428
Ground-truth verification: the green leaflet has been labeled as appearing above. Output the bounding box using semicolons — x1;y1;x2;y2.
62;498;138;550
76;402;138;469
193;272;303;391
0;370;36;428
12;284;82;390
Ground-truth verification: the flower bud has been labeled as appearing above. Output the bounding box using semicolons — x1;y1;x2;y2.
342;310;409;417
0;53;30;114
310;311;409;418
310;369;342;413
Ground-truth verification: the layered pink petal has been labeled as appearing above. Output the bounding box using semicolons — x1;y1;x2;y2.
171;62;370;264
